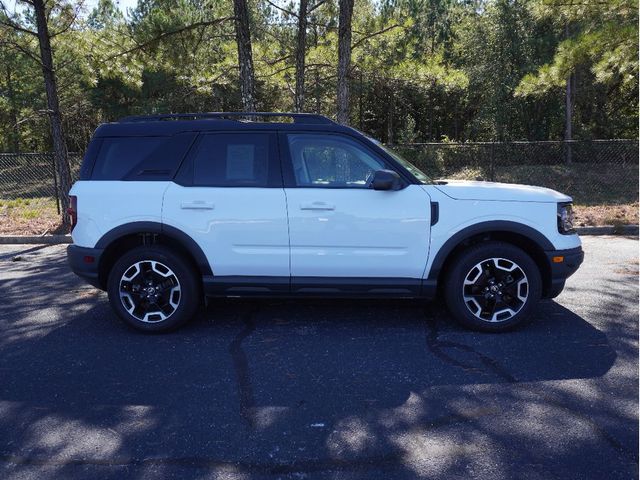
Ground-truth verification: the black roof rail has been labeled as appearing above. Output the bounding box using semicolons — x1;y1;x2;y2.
118;112;334;125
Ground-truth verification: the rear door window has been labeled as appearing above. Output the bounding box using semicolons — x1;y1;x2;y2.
189;133;279;187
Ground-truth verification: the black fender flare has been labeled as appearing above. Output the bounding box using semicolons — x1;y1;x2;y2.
426;220;554;281
95;221;212;275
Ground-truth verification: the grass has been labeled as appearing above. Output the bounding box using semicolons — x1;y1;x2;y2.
0;197;63;235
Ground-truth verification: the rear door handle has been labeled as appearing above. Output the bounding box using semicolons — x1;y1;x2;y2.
300;201;335;211
181;201;215;210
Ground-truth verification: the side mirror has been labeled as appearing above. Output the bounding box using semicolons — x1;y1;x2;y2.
371;169;402;191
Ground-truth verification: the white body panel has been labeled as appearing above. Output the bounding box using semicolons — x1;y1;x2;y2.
71;177;581;282
435;180;573;203
423;184;581;278
70;181;169;247
161;183;289;277
284;185;431;278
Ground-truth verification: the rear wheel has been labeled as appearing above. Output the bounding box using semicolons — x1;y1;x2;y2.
107;246;201;332
443;242;542;332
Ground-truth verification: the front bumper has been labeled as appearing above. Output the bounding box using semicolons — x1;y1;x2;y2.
67;244;104;289
544;246;584;298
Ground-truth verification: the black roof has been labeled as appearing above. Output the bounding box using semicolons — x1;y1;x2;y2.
94;112;357;137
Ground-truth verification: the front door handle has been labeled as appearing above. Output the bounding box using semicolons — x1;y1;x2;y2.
181;201;215;210
300;201;335;211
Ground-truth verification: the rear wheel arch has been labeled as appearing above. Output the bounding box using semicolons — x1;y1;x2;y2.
429;221;553;297
95;222;211;289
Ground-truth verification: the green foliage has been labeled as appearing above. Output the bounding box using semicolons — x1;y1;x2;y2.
516;0;638;138
0;0;637;153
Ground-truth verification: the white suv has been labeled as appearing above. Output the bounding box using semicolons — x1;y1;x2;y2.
67;112;583;333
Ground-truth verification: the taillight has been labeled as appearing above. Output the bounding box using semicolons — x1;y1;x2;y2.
68;195;77;231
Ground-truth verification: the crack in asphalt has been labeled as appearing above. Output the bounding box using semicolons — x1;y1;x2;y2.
424;314;517;382
229;305;258;430
424;312;637;464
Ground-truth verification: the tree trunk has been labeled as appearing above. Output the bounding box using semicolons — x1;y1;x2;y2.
358;69;363;130
5;63;20;153
314;68;321;113
336;0;354;124
33;0;71;229
387;87;394;144
564;23;572;164
233;0;256;112
564;72;573;164
294;0;309;112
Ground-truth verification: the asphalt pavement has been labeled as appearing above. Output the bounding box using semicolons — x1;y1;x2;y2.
0;236;637;480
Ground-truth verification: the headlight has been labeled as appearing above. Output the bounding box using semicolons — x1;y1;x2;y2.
557;202;575;234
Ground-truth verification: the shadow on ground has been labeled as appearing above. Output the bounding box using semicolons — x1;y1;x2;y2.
0;247;636;479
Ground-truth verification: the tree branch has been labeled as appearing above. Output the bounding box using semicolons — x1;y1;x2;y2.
0;17;38;37
261;53;293;66
264;0;297;17
0;37;43;66
50;0;84;38
352;24;401;50
257;61;332;79
106;17;234;60
307;0;327;14
258;64;294;78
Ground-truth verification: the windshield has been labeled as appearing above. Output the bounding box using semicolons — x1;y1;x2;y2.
367;137;432;184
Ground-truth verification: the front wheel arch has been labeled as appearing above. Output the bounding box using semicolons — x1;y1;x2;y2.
429;223;553;298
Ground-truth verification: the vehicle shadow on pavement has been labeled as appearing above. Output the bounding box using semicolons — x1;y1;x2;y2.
0;251;631;479
0;298;617;407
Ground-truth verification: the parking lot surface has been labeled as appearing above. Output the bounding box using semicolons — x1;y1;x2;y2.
0;236;637;479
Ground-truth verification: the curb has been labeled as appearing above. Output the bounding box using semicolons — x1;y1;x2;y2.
0;226;637;245
0;235;71;245
575;225;638;236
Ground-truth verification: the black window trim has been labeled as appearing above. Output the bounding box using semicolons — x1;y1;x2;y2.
173;130;283;188
278;131;414;189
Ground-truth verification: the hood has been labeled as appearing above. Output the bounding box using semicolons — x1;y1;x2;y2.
434;179;572;203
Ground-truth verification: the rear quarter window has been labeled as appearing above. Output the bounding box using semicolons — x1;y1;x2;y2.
91;134;195;180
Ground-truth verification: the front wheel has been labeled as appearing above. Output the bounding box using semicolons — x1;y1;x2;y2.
107;245;201;332
443;242;542;332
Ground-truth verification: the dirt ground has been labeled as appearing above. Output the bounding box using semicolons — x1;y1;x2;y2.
574;203;639;228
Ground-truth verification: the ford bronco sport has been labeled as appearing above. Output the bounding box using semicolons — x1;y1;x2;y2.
67;112;584;332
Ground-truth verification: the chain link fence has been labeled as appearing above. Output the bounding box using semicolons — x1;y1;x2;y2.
0;140;637;235
394;139;639;206
0;153;82;235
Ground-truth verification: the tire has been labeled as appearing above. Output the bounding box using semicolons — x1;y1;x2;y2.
107;245;201;332
443;241;542;332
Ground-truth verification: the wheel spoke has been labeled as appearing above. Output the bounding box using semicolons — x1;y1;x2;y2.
462;256;529;323
119;260;181;323
480;295;496;319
